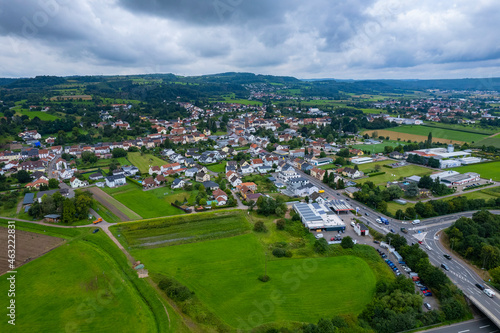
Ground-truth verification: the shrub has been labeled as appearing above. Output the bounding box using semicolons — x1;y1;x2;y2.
258;275;270;282
285;250;293;258
253;221;268;232
341;236;354;249
276;219;286;230
314;238;329;254
272;248;286;258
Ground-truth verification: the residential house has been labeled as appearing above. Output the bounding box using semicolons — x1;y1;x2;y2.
105;174;126;188
171;178;185;189
142;177;155;189
70;177;87;188
310;167;326;181
185;167;198;178
89;172;103;181
203;181;220;190
342;167;364;179
228;174;242;187
25;178;49;190
148;165;161;175
196;171;210;182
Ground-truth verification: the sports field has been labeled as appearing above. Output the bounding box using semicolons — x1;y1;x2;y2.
132;233;377;328
384;125;488;143
351;141;404;153
446;161;500;181
0;221;182;333
127;152;167;173
356;164;433;185
103;182;193;219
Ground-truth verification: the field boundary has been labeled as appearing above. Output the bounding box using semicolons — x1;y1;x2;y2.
85;186;142;221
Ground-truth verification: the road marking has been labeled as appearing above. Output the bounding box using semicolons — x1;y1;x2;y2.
479;325;490;328
458;330;470;333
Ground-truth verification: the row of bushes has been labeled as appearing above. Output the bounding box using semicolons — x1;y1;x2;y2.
368;171;386;177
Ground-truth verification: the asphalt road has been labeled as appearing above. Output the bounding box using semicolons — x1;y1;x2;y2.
420;317;499;333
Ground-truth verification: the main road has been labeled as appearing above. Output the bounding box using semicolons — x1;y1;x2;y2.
291;163;500;329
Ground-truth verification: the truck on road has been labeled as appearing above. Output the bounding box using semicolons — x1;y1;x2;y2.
380;217;389;225
93;217;103;224
400;227;408;234
484;289;495;298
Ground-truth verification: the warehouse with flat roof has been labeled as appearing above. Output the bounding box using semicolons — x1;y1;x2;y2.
293;202;346;231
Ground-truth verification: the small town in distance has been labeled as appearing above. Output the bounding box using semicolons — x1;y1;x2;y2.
1;74;500;332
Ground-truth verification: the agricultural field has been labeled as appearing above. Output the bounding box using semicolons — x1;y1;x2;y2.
474;136;500;148
127;152;166;173
92;201;121;223
446;161;500;181
356;164;433;185
0;221;180;333
130;233;378;328
111;210;250;249
206;161;226;173
103;182;192;219
380;125;488;143
0;226;64;274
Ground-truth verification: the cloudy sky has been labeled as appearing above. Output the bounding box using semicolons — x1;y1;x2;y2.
1;0;500;79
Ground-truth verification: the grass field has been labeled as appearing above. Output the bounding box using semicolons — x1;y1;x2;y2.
363;129;466;144
351;141;404;154
15;109;62;121
474;136;500;148
446;161;500;181
127;152;166;173
0;220;184;333
112;210;250;249
92;201;121;223
355;160;393;172
103;182;190;219
131;233;378;328
384;125;488;143
356;164;433;185
206;161;226;173
318;164;337;170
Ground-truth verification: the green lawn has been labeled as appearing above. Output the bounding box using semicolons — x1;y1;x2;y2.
355;160;393;172
385;125;488;143
206;161;226;173
446;161;500;181
351;141;405;154
356;164;433;185
0;196;21;218
92;201;121;223
131;233;378;328
127;152;166;173
103;182;189;219
386;201;414;215
318;164;337;170
15;109;62;121
0;221;181;333
111;210;250;249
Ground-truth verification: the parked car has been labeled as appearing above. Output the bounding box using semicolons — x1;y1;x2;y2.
315;233;324;239
93;228;99;234
424;303;431;310
373;240;380;244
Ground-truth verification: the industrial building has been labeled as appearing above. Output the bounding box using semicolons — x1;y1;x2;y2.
293;202;346;231
351;157;374;164
430;170;480;186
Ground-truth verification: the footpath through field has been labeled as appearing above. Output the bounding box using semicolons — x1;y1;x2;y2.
85;187;142;221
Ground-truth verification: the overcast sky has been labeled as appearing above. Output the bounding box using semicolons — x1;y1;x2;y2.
1;0;500;80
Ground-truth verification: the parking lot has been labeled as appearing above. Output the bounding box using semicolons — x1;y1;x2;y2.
312;212;439;312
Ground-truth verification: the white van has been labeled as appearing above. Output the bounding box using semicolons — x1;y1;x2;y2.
484;289;495;298
412;219;421;225
351;221;356;227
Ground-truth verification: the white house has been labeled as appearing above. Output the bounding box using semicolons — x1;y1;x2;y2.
70;177;87;188
171;178;185;189
105;175;126;188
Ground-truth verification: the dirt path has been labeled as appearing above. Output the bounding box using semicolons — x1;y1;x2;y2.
85;187;141;221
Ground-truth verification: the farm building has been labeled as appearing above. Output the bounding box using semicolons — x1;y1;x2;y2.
293;202;346;231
